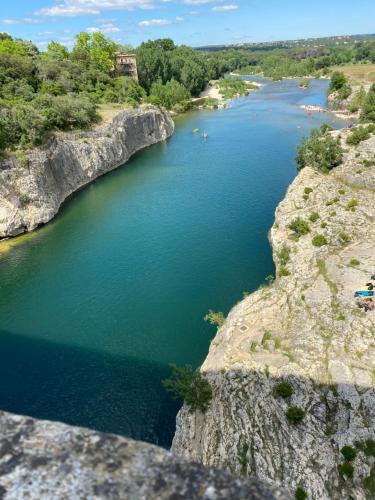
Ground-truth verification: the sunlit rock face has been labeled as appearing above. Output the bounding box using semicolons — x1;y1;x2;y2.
0;411;289;500
173;131;375;499
0;107;174;238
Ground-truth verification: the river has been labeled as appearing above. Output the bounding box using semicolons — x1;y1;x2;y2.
0;78;348;447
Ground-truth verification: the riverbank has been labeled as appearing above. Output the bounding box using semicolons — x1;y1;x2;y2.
172;126;375;499
193;78;261;109
0;106;174;239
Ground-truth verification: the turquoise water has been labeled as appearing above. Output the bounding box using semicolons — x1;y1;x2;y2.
0;78;347;447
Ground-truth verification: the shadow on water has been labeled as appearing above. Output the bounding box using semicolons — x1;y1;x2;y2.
0;330;180;448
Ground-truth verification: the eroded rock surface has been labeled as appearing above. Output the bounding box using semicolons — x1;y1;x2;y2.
0;107;174;238
173;131;375;499
0;411;289;500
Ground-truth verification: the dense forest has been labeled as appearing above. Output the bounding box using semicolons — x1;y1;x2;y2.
1;31;375;153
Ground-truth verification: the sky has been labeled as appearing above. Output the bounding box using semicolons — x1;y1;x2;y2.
0;0;374;50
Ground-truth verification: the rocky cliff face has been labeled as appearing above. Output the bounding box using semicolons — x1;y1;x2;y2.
0;107;174;238
172;130;375;499
0;411;289;499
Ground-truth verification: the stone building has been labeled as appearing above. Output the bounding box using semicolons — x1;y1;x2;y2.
115;53;139;82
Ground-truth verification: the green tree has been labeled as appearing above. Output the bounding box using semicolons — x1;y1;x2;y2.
296;125;343;172
162;364;213;413
361;84;375;123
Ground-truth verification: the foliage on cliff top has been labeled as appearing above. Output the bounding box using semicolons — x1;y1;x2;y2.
0;34;220;152
328;71;352;100
162;364;213;413
296;124;343;173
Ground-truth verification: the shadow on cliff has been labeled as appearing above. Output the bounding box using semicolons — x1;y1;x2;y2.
0;329;180;448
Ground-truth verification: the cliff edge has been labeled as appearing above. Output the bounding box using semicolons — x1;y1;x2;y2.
0;106;174;238
172;129;375;499
0;411;289;500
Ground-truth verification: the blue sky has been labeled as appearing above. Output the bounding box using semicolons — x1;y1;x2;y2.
1;0;374;50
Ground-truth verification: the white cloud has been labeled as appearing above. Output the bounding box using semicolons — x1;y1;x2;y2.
139;16;184;27
36;0;155;17
87;22;121;33
1;17;41;25
183;0;221;4
212;4;238;12
139;19;171;26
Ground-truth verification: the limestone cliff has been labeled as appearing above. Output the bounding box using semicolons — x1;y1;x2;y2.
0;411;289;499
172;129;375;499
0;106;174;238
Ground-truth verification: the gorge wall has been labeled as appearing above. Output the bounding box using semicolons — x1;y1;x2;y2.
0;106;174;238
172;129;375;499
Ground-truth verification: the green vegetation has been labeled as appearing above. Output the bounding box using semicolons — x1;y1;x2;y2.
295;486;308;500
149;79;190;110
296;125;343;173
288;217;310;236
348;86;367;112
312;234;328;247
328;71;352;100
204;310;226;328
278;266;290;277
277;244;291;266
212;37;375;81
340;446;357;461
363;464;375;494
0;34;222;152
320;222;327;229
304;187;313;195
355;438;375;456
346;199;358;211
338;462;354;479
286;406;305;424
339;232;350;244
162;364;213;413
299;80;310;89
349;259;360;267
275;382;293;398
361;83;375;122
261;331;272;345
216;77;252;99
346;124;375;145
309;212;320;223
238;443;249;472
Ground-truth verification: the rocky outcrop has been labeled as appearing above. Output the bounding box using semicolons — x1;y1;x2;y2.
0;411;289;499
0;107;174;238
173;130;375;499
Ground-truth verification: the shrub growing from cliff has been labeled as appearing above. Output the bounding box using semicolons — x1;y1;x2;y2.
162;364;213;413
295;486;308;500
346;125;375;146
288;217;310;236
204;310;226;328
296;125;343;173
341;446;356;461
275;382;293;398
286;406;305;424
312;234;328;247
338;462;354;479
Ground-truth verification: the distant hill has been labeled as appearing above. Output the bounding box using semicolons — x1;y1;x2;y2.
197;33;375;52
